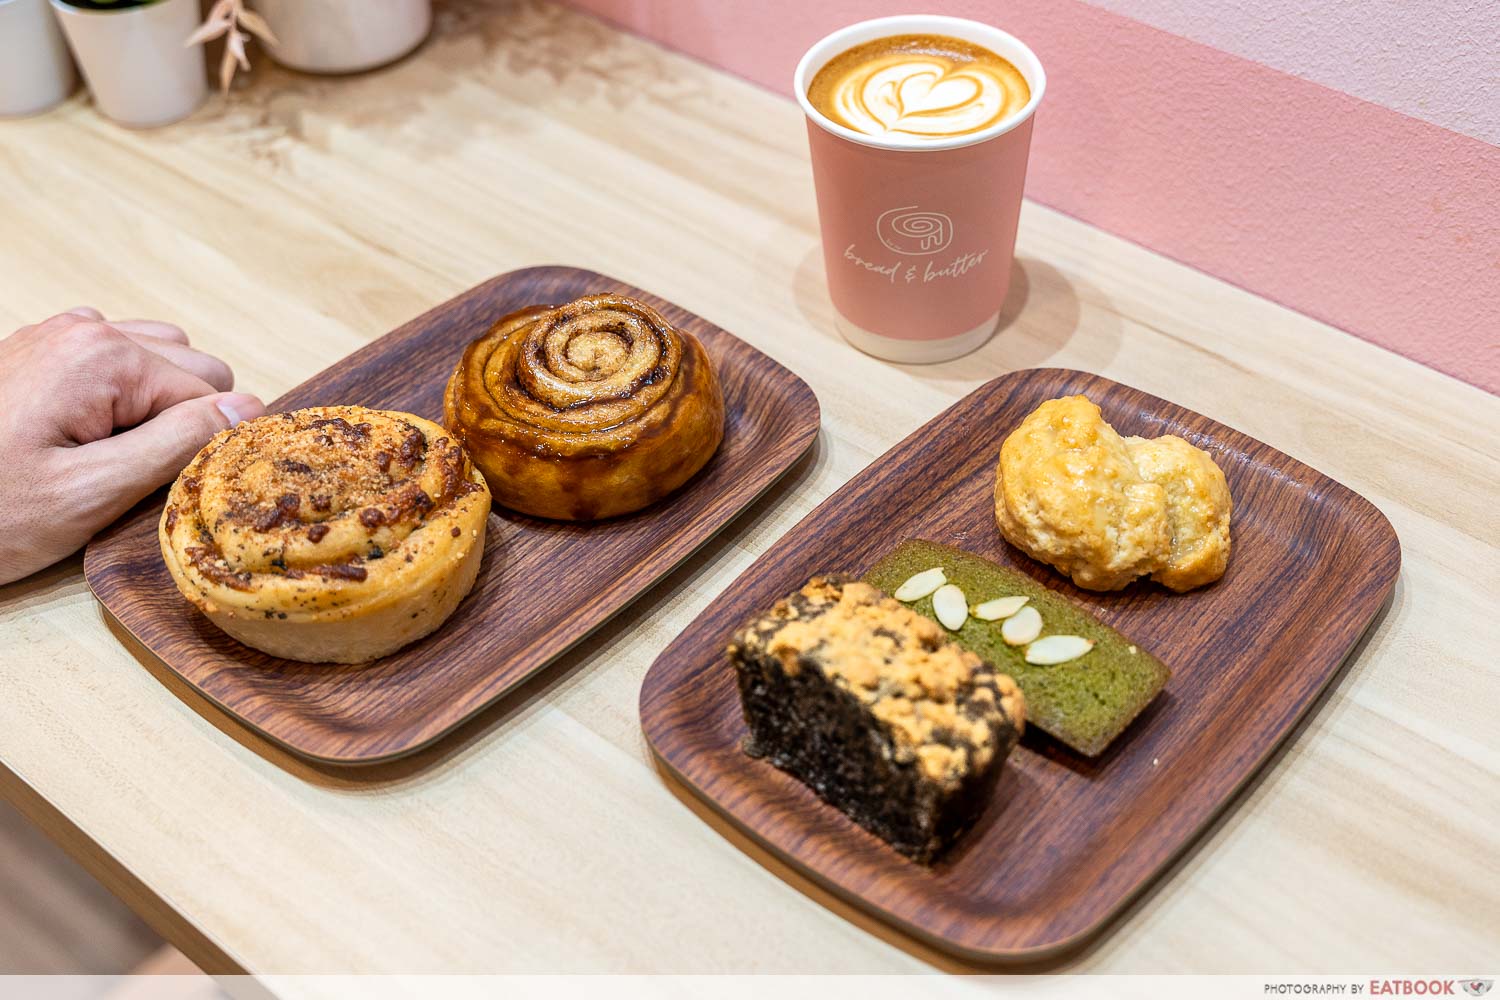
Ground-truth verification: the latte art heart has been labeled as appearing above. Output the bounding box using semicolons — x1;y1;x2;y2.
837;57;1008;138
809;33;1030;142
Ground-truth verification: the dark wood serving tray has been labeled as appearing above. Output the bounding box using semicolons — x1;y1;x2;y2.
639;368;1399;963
84;266;820;764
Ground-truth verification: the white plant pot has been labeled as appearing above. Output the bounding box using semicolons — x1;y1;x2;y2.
50;0;206;128
255;0;432;75
0;0;76;117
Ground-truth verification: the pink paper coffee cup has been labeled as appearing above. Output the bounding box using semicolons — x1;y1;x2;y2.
795;15;1046;363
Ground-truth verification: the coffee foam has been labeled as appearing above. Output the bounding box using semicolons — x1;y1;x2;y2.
808;33;1030;142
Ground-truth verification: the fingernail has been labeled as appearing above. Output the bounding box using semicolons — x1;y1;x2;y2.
216;394;264;428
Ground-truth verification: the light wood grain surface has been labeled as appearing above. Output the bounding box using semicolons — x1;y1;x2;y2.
0;0;1495;976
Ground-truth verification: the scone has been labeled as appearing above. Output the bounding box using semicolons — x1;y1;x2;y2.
994;395;1233;592
994;395;1170;590
443;293;725;520
1125;435;1232;591
159;406;492;664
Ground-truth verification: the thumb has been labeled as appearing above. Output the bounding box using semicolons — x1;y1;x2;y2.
73;392;266;526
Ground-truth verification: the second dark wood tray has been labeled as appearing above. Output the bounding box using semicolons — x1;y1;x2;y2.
639;368;1399;963
84;266;820;763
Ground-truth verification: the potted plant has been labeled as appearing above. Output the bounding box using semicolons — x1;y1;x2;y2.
252;0;431;75
49;0;206;127
0;0;76;117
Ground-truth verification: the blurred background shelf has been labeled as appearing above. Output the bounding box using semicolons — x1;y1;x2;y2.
0;798;159;974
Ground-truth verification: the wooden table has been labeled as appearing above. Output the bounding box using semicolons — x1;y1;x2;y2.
1;1;1495;975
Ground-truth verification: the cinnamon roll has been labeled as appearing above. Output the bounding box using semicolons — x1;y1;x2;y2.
159;406;491;664
443;293;725;520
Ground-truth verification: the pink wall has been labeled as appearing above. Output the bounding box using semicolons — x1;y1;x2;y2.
1083;0;1497;145
562;0;1500;394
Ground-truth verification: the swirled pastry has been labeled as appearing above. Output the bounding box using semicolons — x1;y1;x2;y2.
159;406;491;664
993;395;1232;592
443;293;725;520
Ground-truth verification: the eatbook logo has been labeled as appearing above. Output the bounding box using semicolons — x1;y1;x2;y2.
1462;982;1493;997
876;205;954;256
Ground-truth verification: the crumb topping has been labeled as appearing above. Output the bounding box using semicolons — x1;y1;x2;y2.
733;576;1024;785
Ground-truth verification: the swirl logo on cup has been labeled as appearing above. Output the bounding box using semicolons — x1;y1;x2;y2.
877;205;954;255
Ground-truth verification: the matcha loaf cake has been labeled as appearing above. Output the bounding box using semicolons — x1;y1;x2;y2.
866;540;1170;757
729;576;1026;863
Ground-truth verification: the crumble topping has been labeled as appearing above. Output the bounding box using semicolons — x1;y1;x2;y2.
731;576;1024;784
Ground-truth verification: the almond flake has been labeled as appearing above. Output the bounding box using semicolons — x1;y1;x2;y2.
1000;605;1042;645
931;584;968;631
893;567;946;602
1024;634;1096;665
972;595;1029;621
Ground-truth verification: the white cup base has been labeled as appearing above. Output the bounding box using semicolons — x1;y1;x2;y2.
833;311;999;364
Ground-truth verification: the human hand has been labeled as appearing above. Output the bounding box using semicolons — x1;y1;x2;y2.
0;309;265;585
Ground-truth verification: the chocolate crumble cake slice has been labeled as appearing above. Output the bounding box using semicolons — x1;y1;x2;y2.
729;576;1026;863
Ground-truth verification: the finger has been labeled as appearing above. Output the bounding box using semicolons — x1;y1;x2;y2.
110;319;190;345
115;333;233;392
111;348;222;429
66;307;105;320
69;392;266;530
51;326;221;439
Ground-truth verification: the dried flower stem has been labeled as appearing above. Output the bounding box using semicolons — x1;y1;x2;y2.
185;0;278;92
